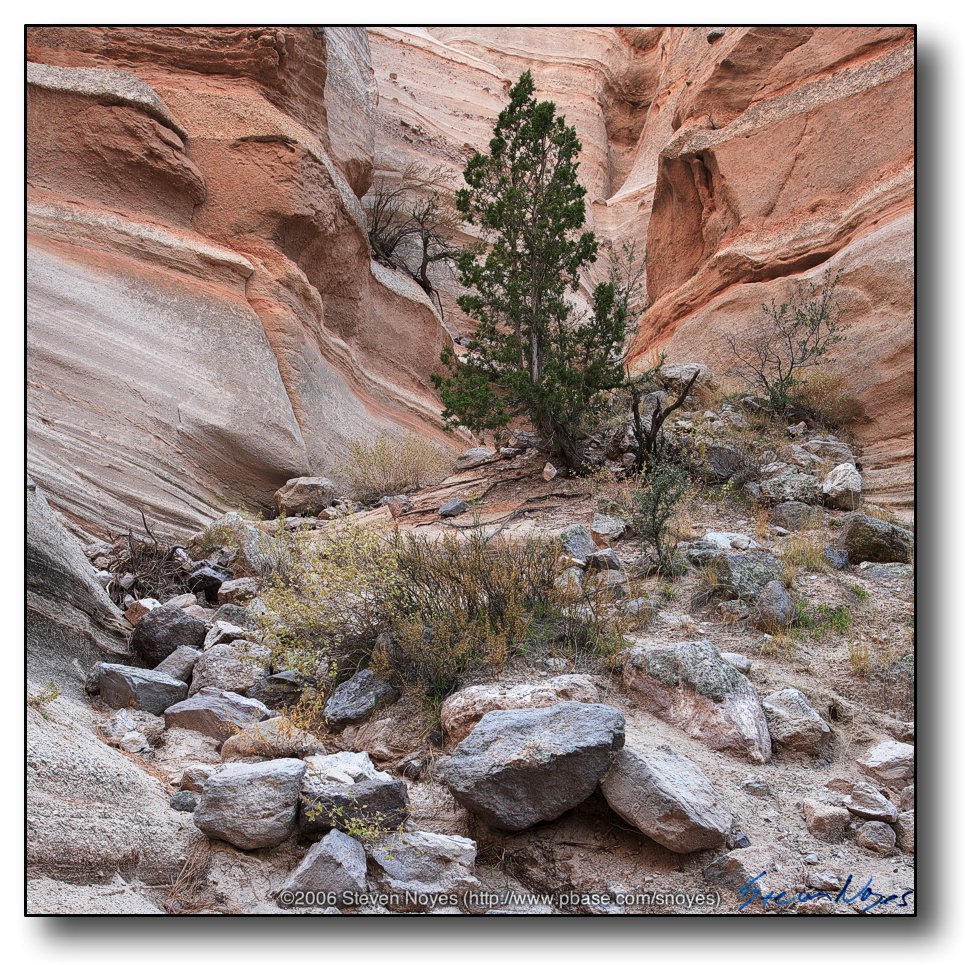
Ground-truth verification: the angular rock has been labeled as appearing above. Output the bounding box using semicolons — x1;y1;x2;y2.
702;443;754;485
894;810;915;854
221;716;324;762
164;687;272;744
802;438;856;465
559;524;596;564
822;463;862;510
858;740;914;788
623;641;772;763
600;746;732;853
274;476;337;516
542;462;558;482
703;845;777;890
659;362;712;392
323;669;398;730
131;603;206;666
762;688;831;756
170;791;197;813
124;598;160;626
217;577;260;606
703;531;759;551
837;513;912;564
368;831;478;912
803;799;851;841
246;671;306;710
188;641;270;696
591;513;626;542
179;764;216;793
153;646;200;683
721;652;752;674
751;580;794;632
279;829;367;906
770;501;824;531
586;548;622;571
855;820;896;855
454;447;494;470
715;551;785;602
438;496;469;518
203;620;251;650
381;494;413;518
845;782;898;822
92;662;187;715
193;758;306;850
858;561;914;581
759;468;821;506
685;540;722;567
299;751;409;840
211;602;258;629
441;675;601;743
436;701;625;831
187;563;233;604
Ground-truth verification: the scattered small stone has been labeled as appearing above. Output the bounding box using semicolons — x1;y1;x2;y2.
894;810;915;854
170;790;197;812
802;799;850;841
721;652;752;674
542;462;558;482
742;780;771;798
803;853;819;865
731;833;752;849
855;820;896;855
438;496;469;518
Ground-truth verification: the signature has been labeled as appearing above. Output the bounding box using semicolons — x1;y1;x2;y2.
739;872;914;914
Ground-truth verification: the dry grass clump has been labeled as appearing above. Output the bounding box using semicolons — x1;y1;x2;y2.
338;432;454;504
164;844;217;915
780;531;829;582
789;370;869;432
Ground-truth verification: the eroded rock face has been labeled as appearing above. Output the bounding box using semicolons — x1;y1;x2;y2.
623;641;772;763
27;27;457;536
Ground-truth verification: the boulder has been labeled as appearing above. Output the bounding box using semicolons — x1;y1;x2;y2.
600;746;732;853
591;513;626;542
246;671;306;710
702;444;754;485
858;740;914;788
703;531;759;551
217;577;260;606
323;669;398;730
895;810;915;854
770;501;824;531
844;782;898;822
274;476;337;516
220;716;324;761
436;701;625;831
559;524;597;564
441;675;601;743
188;641;270;696
200;512;280;578
367;831;478;912
299;751;409;840
714;551;785;602
438;496;469;518
278;829;367;906
858;562;914;581
170;791;197;813
838;514;913;563
211;603;258;629
90;663;187;716
131;603;206;666
751;580;794;632
802;799;850;841
203;620;251;650
659;362;712;392
153;646;201;683
623;641;772;763
187;562;233;604
454;447;494;470
855;820;896;855
802;438;856;464
761;688;831;756
193;758;306;850
759;468;821;506
586;548;622;571
164;687;272;744
821;464;862;510
179;764;216;793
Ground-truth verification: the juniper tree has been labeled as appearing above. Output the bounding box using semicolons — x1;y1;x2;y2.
432;71;628;468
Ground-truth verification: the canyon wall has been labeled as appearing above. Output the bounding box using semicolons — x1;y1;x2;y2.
27;26;915;533
369;26;914;511
27;27;457;537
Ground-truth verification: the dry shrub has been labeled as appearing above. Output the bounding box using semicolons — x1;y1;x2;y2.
164;843;215;914
789;370;869;432
780;531;829;576
106;514;190;602
338;432;454;504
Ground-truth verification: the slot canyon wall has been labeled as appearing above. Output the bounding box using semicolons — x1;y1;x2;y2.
26;26;914;535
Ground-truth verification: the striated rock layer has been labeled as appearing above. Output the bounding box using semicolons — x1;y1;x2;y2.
368;26;914;512
27;27;458;536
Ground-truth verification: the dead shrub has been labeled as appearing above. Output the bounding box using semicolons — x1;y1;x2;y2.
105;513;190;603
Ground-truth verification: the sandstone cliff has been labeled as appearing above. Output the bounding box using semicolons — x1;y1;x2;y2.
368;26;914;511
27;27;457;536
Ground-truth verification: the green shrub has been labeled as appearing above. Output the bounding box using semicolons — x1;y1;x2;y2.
629;464;689;577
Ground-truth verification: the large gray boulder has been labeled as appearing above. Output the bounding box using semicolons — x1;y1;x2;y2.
821;463;862;510
770;501;824;531
559;524;596;564
278;829;367;907
859;740;914;788
367;831;478;912
601;746;732;853
131;603;206;666
454;447;495;470
714;551;785;602
193;758;306;850
837;513;913;564
246;671;306;710
436;701;625;831
89;663;187;716
623;641;772;763
299;751;409;840
153;646;201;683
761;688;831;756
274;476;337;516
163;687;272;744
759;467;821;505
323;669;398;730
188;641;271;697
